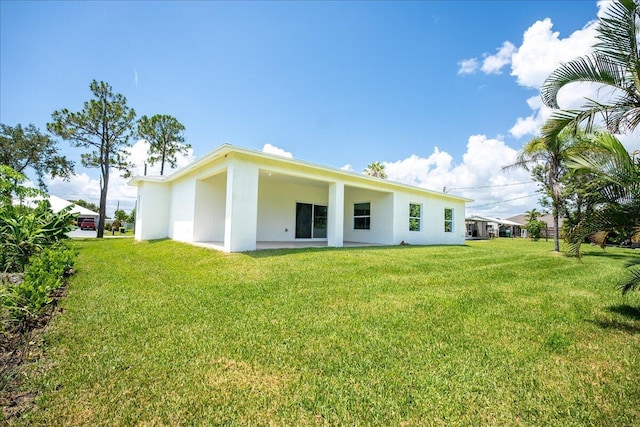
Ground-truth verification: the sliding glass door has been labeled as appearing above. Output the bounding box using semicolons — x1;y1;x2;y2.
295;203;327;238
313;205;327;238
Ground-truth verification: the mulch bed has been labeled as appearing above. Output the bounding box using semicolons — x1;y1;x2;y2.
0;277;67;422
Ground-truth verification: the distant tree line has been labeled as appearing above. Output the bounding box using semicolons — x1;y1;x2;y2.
1;80;191;238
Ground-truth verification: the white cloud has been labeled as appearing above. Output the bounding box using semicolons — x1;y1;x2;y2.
504;2;631;139
341;164;354;172
262;143;293;158
384;148;454;190
511;18;597;89
384;135;537;218
455;9;599;139
457;58;479;75
457;42;516;76
509;96;551;138
46;172;101;205
481;41;516;74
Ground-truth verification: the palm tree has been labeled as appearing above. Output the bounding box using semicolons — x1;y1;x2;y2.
566;133;640;246
524;208;541;222
504;130;589;252
540;0;640;140
566;132;640;292
364;161;387;179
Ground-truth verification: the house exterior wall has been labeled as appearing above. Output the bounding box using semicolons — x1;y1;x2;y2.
343;186;394;244
135;181;170;241
193;172;226;242
131;145;470;251
257;178;329;241
224;158;259;252
392;192;466;245
169;178;196;242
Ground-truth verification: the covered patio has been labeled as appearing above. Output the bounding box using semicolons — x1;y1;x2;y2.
465;215;522;239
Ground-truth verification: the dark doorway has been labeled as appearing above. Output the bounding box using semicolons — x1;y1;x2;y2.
296;203;327;238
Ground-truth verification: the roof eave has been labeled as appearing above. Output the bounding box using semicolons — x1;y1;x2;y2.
128;144;473;203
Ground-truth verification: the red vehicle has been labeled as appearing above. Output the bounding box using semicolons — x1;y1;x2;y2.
80;218;96;230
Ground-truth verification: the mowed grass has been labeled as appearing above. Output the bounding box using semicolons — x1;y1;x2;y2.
19;238;640;425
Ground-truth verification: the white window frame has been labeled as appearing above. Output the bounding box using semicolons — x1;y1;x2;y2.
444;208;454;233
409;203;421;232
353;202;371;230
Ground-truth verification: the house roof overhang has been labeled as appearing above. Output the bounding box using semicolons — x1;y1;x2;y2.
465;215;522;226
128;144;473;203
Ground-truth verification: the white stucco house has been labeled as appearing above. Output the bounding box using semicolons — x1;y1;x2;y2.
465;215;522;239
129;144;471;252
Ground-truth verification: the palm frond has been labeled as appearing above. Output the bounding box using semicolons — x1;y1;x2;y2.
501;138;547;172
595;0;639;66
541;54;631;109
620;258;640;294
588;230;610;248
567;132;638;189
541;109;597;142
567;204;639;257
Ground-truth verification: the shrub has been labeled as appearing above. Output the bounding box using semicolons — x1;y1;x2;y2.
3;274;58;323
26;244;76;280
526;220;546;241
0;202;76;272
0;165;76;272
2;244;76;324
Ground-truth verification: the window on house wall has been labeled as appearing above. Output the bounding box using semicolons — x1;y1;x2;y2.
354;202;371;230
409;203;421;231
444;208;454;232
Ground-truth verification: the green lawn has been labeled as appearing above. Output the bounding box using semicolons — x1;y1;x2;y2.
17;238;640;425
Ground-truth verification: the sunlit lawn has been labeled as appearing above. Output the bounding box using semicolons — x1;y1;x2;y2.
17;238;640;425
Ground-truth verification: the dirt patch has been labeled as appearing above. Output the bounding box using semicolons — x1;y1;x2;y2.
0;284;67;422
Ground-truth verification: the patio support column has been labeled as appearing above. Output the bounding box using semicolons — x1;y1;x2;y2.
328;181;344;248
224;159;258;252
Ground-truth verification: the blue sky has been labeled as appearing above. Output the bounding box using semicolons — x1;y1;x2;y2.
1;1;607;216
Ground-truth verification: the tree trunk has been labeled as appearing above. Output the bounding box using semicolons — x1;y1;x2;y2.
553;210;560;252
160;150;166;176
97;152;109;239
97;108;109;238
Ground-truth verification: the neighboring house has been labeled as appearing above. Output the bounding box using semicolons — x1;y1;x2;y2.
18;194;100;226
129;144;471;252
48;195;100;225
465;215;522;239
507;214;564;239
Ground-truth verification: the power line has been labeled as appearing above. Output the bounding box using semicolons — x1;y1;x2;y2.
466;193;538;209
447;181;535;191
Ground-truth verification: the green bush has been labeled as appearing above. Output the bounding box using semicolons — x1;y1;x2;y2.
526;220;546;241
26;244;76;280
2;244;76;324
0;165;76;272
0;202;76;272
4;275;58;322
